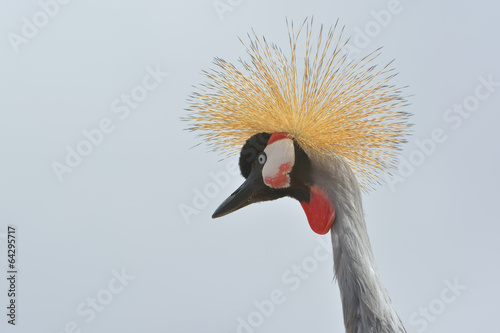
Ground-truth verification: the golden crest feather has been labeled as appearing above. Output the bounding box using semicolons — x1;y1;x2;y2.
185;18;411;189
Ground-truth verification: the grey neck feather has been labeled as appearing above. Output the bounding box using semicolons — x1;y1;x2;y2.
310;153;406;333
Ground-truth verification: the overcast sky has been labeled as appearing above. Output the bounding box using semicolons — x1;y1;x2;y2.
1;1;499;332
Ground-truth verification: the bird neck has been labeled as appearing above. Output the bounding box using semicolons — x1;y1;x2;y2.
311;154;405;333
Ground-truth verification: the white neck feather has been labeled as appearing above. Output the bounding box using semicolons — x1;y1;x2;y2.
310;153;406;333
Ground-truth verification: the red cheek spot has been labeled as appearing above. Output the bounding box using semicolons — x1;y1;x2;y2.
264;162;292;188
300;186;335;235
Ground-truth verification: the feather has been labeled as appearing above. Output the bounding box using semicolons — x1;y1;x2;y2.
185;18;411;189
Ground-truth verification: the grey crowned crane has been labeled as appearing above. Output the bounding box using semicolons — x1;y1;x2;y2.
186;19;410;333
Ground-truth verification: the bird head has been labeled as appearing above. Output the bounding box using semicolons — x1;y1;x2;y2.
212;132;335;234
186;19;410;234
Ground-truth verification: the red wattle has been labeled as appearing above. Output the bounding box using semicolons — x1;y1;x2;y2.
300;186;335;235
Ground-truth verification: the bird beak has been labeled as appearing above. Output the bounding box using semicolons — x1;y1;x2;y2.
212;167;268;219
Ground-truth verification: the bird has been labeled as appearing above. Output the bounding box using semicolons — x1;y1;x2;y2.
185;18;410;333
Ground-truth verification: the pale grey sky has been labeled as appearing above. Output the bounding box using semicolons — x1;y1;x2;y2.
1;1;499;332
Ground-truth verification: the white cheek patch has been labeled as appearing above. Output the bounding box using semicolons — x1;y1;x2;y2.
262;138;295;188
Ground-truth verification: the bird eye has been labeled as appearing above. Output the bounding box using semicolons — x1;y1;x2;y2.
258;153;267;165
